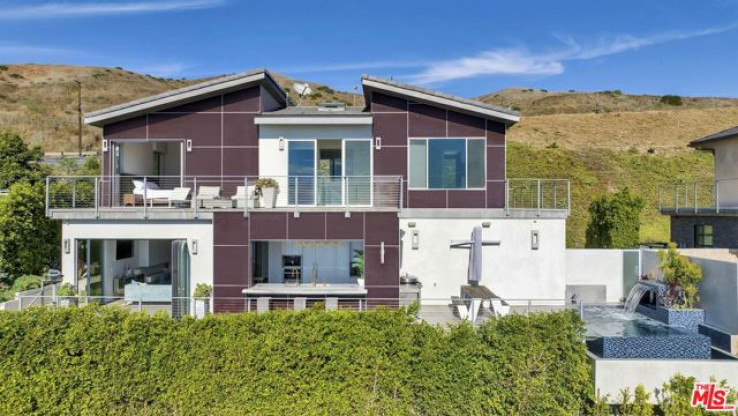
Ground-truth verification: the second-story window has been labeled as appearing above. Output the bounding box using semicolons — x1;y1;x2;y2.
409;138;485;189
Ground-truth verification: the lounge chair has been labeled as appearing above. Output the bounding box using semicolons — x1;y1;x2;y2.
451;296;469;320
168;187;191;207
490;298;510;317
197;186;228;208
231;185;256;208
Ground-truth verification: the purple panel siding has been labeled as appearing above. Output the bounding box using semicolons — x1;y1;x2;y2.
223;113;257;146
373;113;407;146
364;213;399;245
104;116;147;139
486;181;505;208
249;213;288;240
486;121;506;146
185;148;221;177
374;146;407;177
447;190;486;208
148;113;221;146
371;92;407;112
214;246;249;286
408;104;446;137
164;96;222;113
214;212;249;245
287;213;327;240
222;87;260;112
447;111;486;137
408;191;447;208
223;147;258;177
486;146;505;180
325;213;364;240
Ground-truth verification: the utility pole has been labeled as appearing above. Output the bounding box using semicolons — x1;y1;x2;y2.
76;80;82;157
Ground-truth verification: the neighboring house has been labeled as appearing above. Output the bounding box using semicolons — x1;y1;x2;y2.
661;127;738;248
46;69;569;314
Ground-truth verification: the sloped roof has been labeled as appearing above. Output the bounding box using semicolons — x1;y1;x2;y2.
361;75;520;124
84;68;286;126
690;126;738;148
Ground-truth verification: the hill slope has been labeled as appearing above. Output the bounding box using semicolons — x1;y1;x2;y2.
1;64;733;246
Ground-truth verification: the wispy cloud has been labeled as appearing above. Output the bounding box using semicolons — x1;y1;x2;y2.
0;0;226;20
409;23;738;84
0;42;81;61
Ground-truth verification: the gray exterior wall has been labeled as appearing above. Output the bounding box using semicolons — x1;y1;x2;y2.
670;215;738;248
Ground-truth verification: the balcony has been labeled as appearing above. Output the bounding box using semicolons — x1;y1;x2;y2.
45;175;403;220
659;180;738;215
505;179;570;218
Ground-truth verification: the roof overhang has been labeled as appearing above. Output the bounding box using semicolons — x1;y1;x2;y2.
85;69;286;127
361;76;520;124
689;126;738;149
254;116;373;125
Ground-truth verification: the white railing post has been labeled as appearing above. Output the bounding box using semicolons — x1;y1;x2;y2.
504;179;509;216
294;177;299;215
344;176;349;211
45;176;50;216
693;183;698;213
193;177;199;219
398;177;403;209
243;177;248;218
143;177;148;219
716;180;720;214
94;177;99;219
567;180;571;215
72;178;77;208
536;179;541;216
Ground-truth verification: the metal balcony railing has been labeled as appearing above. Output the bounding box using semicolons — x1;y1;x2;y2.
505;179;570;216
658;180;737;214
45;175;404;219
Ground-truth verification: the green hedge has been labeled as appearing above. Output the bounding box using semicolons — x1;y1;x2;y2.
0;307;591;415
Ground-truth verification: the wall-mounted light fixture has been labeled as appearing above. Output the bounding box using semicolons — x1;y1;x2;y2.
63;239;71;254
482;221;491;228
531;230;540;250
411;230;419;250
407;222;416;228
186;139;193;152
279;137;285;151
380;242;385;264
191;239;198;255
344;211;351;218
102;140;108;152
375;136;382;150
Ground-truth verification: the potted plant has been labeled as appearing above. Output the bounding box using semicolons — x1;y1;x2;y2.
352;250;365;288
57;283;77;307
193;283;212;318
255;178;279;209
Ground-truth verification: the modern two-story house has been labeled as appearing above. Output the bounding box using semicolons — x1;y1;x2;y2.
47;69;569;314
661;126;738;248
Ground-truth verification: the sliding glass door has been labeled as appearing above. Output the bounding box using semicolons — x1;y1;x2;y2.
171;240;190;319
288;140;316;205
343;139;372;205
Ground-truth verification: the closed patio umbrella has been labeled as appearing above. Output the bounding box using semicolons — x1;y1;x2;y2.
467;226;483;285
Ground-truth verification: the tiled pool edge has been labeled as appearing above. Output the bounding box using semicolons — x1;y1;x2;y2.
636;305;705;333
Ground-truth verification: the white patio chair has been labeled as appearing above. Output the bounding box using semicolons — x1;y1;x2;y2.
231;185;256;208
196;186;223;207
491;298;511;317
168;187;191;207
451;296;469;320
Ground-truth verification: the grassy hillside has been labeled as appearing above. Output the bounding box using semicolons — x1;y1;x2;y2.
1;64;731;247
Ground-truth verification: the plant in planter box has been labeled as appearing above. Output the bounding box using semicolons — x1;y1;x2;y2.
352;250;364;287
193;283;212;318
57;283;77;307
658;243;703;309
255;178;279;209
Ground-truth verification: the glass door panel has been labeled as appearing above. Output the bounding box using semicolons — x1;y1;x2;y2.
288;141;316;205
344;140;371;205
171;240;190;319
318;146;342;206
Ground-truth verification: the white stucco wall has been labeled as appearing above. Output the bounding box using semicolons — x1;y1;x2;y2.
400;217;567;303
706;137;738;207
565;249;627;303
61;221;214;296
591;354;738;403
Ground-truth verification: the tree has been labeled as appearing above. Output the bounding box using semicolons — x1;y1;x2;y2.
0;131;46;189
659;243;703;309
0;181;59;278
585;187;644;248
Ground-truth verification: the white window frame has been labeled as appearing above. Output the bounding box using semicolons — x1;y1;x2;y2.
407;137;487;190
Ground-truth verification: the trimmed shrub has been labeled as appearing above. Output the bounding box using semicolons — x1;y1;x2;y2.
0;307;591;415
660;95;683;106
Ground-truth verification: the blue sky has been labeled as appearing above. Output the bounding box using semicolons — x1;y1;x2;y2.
2;0;738;97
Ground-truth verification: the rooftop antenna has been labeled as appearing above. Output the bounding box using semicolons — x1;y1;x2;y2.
292;82;312;106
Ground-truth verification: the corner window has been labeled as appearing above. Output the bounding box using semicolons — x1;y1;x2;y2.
694;224;713;248
408;138;485;189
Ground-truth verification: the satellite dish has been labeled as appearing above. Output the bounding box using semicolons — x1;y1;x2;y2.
292;82;312;97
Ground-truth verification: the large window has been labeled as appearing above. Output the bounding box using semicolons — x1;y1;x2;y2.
409;138;485;189
694;224;714;248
